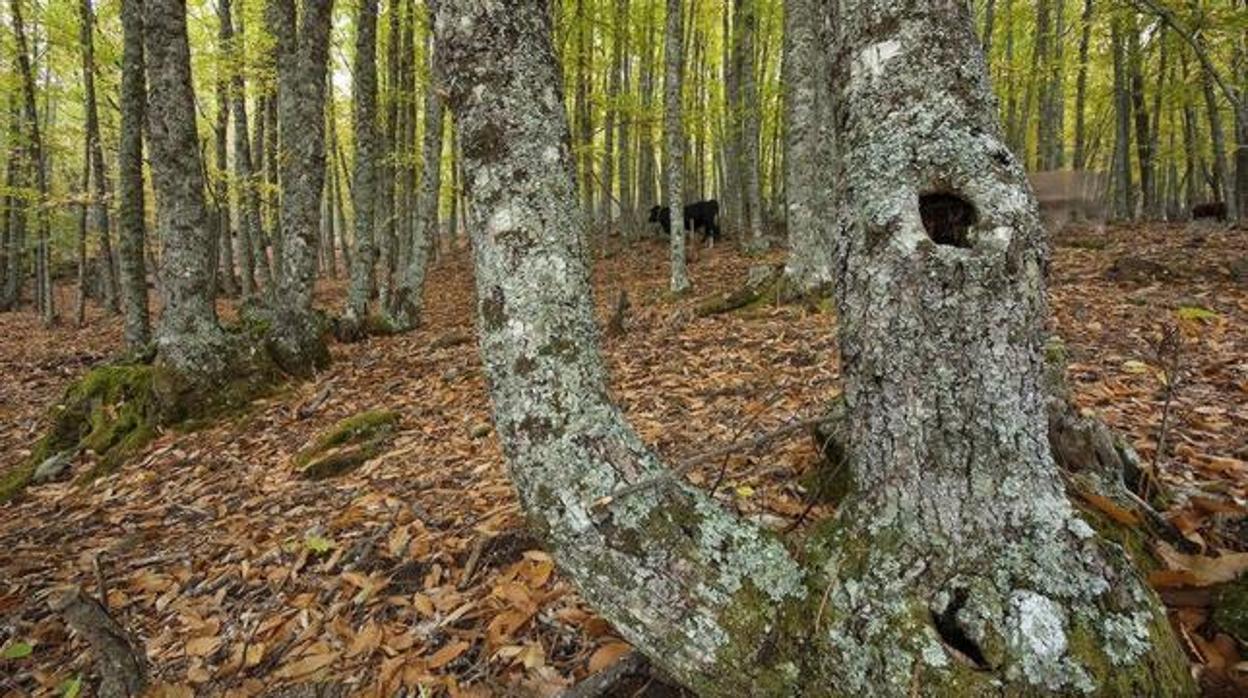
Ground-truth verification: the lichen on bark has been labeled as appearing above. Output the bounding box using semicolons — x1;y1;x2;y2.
435;1;1195;695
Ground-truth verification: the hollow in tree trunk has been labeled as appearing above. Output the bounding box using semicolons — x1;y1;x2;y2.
434;1;1196;694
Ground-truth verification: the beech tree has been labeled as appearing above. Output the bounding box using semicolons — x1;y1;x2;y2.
780;0;832;295
341;0;380;339
117;0;150;350
435;0;1195;694
265;0;335;374
663;0;688;293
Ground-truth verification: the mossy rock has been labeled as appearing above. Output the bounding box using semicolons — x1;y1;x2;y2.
294;410;399;480
1213;577;1248;643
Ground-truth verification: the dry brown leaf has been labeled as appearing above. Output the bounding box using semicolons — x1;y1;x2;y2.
348;621;383;658
184;635;221;658
274;651;339;680
586;641;632;674
427;640;470;670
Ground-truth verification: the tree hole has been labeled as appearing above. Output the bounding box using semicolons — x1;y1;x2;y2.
919;193;977;248
932;587;989;669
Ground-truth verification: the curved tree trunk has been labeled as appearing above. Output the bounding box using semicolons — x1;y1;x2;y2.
266;0;334;375
342;0;380;337
780;0;832;295
436;1;1196;695
664;0;688;293
117;0;150;350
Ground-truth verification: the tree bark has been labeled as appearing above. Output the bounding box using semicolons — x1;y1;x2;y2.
1111;17;1135;218
1127;20;1154;217
1;99;28;312
387;10;443;331
213;0;238;297
781;0;832;295
436;1;1196;694
145;0;236;378
1072;0;1093;170
664;0;688;293
117;0;151;350
80;0;120;313
342;0;380;336
11;0;55;326
266;0;334;375
739;0;764;246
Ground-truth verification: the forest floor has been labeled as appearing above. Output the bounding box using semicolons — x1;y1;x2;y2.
1;221;1247;697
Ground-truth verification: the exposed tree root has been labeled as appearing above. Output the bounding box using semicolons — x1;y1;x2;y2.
48;586;148;698
292;409;399;480
695;265;833;317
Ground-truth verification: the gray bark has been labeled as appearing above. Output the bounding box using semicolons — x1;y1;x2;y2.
144;0;232;375
12;0;55;326
781;0;832;294
117;0;150;350
1;96;28;312
1111;18;1134;218
664;0;688;292
1072;0;1093;170
222;0;259;297
435;0;1196;695
343;0;380;335
1203;67;1233;213
1128;23;1154;217
375;0;401;310
387;16;443;331
267;0;334;375
80;0;119;313
213;0;238;297
740;0;764;245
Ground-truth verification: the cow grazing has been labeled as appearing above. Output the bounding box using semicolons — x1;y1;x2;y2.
648;200;722;243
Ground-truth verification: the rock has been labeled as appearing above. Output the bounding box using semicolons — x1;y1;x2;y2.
32;451;73;484
1105;256;1172;283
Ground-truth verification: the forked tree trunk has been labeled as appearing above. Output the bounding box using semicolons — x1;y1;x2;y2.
664;0;688;293
117;0;150;350
342;0;380;336
781;0;832;294
436;1;1195;695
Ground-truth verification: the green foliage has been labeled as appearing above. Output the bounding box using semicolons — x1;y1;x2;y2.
1;641;33;660
1175;305;1219;321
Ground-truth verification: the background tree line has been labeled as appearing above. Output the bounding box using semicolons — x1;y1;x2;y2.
0;0;1243;330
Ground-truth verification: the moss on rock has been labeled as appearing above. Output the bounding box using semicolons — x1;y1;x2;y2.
293;410;399;480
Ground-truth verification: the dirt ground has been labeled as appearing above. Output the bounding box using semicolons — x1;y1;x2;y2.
1;221;1246;696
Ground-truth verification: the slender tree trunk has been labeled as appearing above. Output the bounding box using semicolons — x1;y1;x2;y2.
144;0;233;375
375;0;401;310
250;92;274;289
616;0;634;236
76;144;90;325
266;0;334;375
80;0;119;313
980;0;996;57
264;91;282;284
781;0;831;294
1111;16;1134;218
435;2;1195;694
1;98;28;312
1072;0;1093;170
1202;66;1233;213
213;1;238;297
740;0;764;245
638;11;657;219
387;11;443;331
11;0;55;326
117;0;150;350
342;0;380;336
601;0;623;230
665;0;688;292
1128;21;1154;217
576;0;595;219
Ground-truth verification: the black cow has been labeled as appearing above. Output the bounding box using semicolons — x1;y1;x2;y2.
1191;202;1228;221
648;200;721;243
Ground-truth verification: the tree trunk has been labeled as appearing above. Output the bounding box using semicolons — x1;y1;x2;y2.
1072;0;1093;170
638;12;658;219
266;0;334;375
80;0;119;313
251;92;275;289
213;0;238;297
739;0;764;245
1111;17;1134;218
665;0;688;293
616;0;634;236
436;1;1196;695
117;0;150;350
375;0;401;311
781;0;832;294
387;11;443;331
342;0;380;337
144;0;232;375
76;143;89;326
12;0;55;326
2;98;28;312
1202;66;1233;213
1128;21;1154;217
